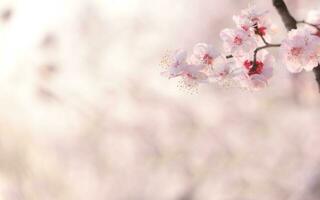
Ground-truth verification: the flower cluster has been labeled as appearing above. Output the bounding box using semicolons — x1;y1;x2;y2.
161;5;320;91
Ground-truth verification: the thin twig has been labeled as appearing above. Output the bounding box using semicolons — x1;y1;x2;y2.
226;42;281;67
259;35;269;45
297;20;320;31
272;0;297;31
251;43;281;74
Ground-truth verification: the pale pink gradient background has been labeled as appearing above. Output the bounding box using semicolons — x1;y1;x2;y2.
0;0;319;199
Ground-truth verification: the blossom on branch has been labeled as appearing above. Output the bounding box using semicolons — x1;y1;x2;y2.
236;51;274;90
161;4;320;93
280;29;320;73
220;28;257;55
233;5;272;37
190;43;220;66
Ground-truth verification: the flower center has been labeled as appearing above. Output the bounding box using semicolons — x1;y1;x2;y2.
233;36;243;45
255;26;267;36
186;73;196;79
203;54;213;65
290;47;303;56
244;60;253;69
243;60;264;76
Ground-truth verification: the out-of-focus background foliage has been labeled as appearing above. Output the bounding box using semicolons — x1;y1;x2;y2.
0;0;319;199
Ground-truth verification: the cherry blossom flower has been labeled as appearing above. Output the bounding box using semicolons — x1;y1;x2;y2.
280;28;320;73
209;57;232;80
161;49;209;88
190;43;220;66
207;57;247;89
180;64;209;88
161;50;189;79
236;51;274;90
233;5;271;37
220;28;257;55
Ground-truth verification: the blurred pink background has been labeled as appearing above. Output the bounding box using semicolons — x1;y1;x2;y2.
0;0;319;199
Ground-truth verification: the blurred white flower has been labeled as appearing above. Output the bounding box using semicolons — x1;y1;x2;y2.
306;10;320;27
304;10;320;37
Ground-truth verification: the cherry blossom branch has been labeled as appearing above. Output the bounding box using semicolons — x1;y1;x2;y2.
225;30;280;73
226;39;281;73
297;20;320;31
162;3;320;92
314;66;320;90
250;33;281;72
273;0;320;92
272;0;297;30
251;43;280;72
259;34;269;45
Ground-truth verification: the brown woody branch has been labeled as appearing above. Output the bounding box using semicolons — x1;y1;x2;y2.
273;0;320;92
272;0;297;30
